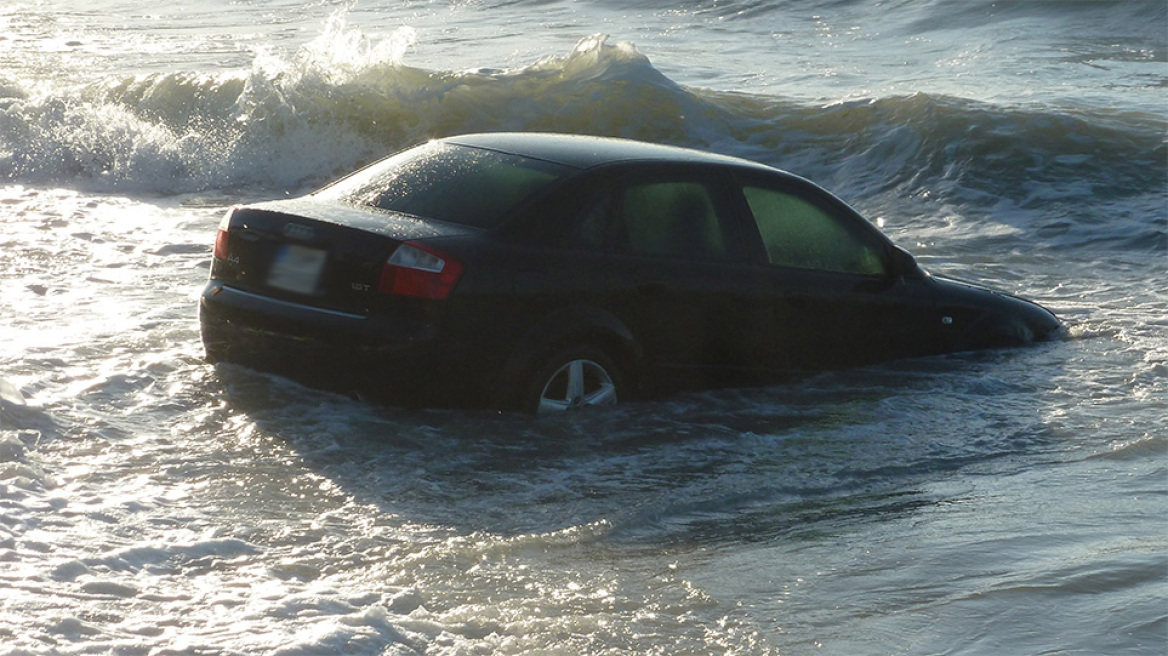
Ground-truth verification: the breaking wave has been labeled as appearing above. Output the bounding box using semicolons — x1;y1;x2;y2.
0;11;1163;250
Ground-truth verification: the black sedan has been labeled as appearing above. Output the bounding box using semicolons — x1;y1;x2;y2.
200;132;1062;412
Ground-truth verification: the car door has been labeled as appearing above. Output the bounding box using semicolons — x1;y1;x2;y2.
568;166;772;387
733;174;939;372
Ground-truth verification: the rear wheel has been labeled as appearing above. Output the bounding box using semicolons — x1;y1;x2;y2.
522;346;623;414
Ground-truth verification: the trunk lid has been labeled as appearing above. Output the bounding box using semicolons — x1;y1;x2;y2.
211;198;476;315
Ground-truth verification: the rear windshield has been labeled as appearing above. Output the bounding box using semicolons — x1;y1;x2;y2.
315;142;574;229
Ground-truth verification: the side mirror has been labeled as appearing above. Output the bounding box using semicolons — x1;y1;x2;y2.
888;246;921;279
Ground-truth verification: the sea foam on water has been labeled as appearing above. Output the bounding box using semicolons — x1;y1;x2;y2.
0;1;1164;654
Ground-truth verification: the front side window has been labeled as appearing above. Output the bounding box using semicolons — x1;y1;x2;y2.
316;142;573;229
743;185;886;275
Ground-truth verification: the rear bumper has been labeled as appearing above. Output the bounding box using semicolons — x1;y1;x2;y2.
199;282;453;401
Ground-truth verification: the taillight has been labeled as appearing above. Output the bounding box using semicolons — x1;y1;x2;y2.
213;210;232;260
378;242;463;300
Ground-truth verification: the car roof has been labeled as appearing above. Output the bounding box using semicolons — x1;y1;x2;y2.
442;132;776;172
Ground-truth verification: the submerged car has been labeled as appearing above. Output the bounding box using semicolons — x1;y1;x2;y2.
200;132;1061;412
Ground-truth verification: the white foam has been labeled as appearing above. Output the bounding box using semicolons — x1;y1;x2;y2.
0;377;24;406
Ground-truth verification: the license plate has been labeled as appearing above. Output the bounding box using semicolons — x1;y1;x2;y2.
267;244;327;294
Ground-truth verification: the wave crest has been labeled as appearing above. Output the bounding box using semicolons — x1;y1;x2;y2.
0;17;688;192
0;8;1163;253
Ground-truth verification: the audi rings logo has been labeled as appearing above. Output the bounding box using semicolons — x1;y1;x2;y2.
282;223;315;240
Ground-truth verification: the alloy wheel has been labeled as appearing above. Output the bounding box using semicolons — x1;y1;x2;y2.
537;358;618;413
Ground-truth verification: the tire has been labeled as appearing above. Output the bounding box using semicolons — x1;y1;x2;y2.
520;346;624;414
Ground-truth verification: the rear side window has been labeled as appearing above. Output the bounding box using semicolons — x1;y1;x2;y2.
316;142;573;229
743;185;886;275
619;182;731;259
553;171;738;257
561;178;739;260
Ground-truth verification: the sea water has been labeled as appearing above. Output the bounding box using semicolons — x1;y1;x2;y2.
0;1;1165;654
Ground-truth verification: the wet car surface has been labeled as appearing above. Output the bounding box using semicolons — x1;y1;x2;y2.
199;132;1062;412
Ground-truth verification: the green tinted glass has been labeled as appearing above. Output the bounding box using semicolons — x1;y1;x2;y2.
620;182;729;259
744;186;885;275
